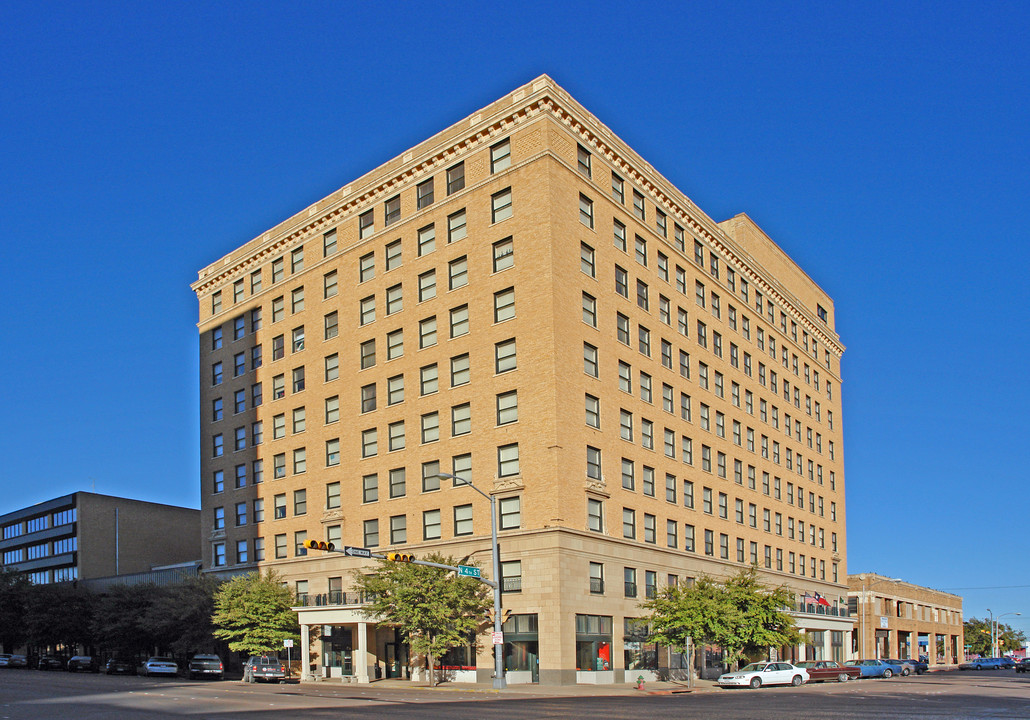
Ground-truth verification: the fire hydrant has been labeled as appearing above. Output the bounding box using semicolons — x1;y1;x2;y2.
636;674;645;690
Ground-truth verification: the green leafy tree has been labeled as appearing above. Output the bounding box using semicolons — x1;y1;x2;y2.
25;583;95;652
964;617;1026;656
352;553;490;686
212;570;299;655
91;583;157;657
641;568;800;669
0;568;30;652
144;575;220;656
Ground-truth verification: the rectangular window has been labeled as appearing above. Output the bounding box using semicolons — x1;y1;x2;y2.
583;343;598;377
359;210;374;239
577;143;592;177
386;329;403;360
498;443;520;476
421;411;440;443
389;468;406;498
363;519;379;547
450;353;470;386
499;496;521;529
418;270;436;302
494;287;515;322
492;188;513;223
417;178;434;210
423;509;442;540
632;190;645;220
493;237;514;272
446;162;465;194
588;498;604;532
491;138;511;173
448;256;468;289
579;194;594;228
419;316;438;348
448;209;467;242
454;504;473;536
496;390;518;425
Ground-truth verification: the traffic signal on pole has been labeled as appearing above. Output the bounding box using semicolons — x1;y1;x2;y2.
386;552;415;563
303;540;335;552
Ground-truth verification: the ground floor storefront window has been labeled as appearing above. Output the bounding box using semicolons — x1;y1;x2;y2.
503;613;539;683
321;626;353;676
575;614;613;675
624;618;658;679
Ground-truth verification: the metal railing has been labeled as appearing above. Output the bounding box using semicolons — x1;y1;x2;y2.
298;591;374;607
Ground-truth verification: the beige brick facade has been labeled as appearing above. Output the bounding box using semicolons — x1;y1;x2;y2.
192;75;851;685
848;573;964;668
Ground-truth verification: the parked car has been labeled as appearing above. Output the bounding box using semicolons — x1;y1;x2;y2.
795;660;862;682
37;655;64;670
882;658;916;676
0;654;28;669
717;661;808;689
1015;658;1030;673
960;657;1004;671
67;656;100;673
105;658;137;675
242;655;286;683
140;656;179;677
902;657;929;674
998;657;1016;669
188;654;223;680
844;659;901;678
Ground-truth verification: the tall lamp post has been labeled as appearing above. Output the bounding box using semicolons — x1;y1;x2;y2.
988;610;1021;659
439;473;506;689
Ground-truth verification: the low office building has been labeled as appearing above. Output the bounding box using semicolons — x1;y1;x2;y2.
848;573;964;667
192;75;852;684
0;492;200;584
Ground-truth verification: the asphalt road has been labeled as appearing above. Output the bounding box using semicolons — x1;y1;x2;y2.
1;669;1028;719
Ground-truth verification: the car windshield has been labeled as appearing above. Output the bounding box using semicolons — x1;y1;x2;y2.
739;663;767;672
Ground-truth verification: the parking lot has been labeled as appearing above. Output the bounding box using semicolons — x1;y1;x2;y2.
1;666;1029;719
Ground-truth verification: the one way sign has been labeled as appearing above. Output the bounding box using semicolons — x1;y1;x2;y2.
343;546;372;558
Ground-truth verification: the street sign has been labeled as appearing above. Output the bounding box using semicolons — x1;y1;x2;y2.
344;546;372;558
457;565;481;577
492;631;503;645
283;639;294;648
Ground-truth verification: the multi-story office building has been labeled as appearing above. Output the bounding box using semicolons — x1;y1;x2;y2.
192;75;851;684
0;492;200;585
848;573;964;667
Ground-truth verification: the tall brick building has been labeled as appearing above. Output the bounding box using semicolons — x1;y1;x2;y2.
192;76;851;684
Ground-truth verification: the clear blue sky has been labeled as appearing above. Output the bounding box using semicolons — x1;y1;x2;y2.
2;1;1027;633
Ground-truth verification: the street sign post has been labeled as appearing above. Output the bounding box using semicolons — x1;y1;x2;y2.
457;565;481;578
344;546;372;558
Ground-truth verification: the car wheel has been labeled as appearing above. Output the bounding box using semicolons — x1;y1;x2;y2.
883;669;893;679
838;672;849;682
749;677;762;689
791;674;803;687
902;668;911;676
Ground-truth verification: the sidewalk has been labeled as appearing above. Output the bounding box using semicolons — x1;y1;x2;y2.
309;676;721;697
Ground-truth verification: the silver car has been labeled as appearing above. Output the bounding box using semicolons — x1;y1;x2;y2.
140;656;179;677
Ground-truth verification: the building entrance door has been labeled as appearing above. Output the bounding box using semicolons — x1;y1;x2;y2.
385;642;407;678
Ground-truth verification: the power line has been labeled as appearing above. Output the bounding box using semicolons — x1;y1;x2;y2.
940;584;1030;590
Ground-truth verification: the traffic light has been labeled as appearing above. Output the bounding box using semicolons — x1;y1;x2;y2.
386;552;415;562
303;540;335;552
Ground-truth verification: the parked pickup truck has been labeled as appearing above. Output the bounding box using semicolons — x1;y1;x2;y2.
188;654;223;680
795;660;863;682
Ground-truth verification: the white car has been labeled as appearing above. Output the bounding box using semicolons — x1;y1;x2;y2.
718;661;809;689
140;656;179;677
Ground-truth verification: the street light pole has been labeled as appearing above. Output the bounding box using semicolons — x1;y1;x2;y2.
994;612;1022;658
440;473;506;689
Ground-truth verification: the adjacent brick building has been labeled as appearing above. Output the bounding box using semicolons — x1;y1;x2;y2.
192;75;852;684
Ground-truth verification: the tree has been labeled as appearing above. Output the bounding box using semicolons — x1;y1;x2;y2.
351;553;490;686
964;617;1027;656
0;568;30;652
25;583;95;652
144;575;220;656
211;570;299;655
91;583;157;657
641;567;800;668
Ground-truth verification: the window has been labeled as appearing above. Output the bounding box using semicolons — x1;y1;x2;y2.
388;420;405;451
454;504;473;536
636;279;649;310
420;363;438;395
417;178;434;210
623;508;636;539
492;188;513;223
493;237;514;272
495;338;517;373
362;474;378;503
586;445;602;480
450;353;470;386
421;411;440;443
363;519;379;547
497;442;520;476
620;410;634;441
582;292;597;327
359;252;375;283
611;173;625;203
624;567;637;598
448;256;468;289
497;390;518;425
577;143;592;176
616;313;630;344
449;305;469;337
494;287;515;322
359;210;374;239
499;496;521;529
422;461;441;492
448;209;467;242
655;210;667;238
583;343;598;377
386;329;403;360
386;284;403;315
684;524;695;552
613;219;627;251
419;316;438;348
491;138;511;173
423;509;442;540
446;162;465;194
389;468;406;498
638;325;650;356
418;270;436;302
615;265;628;298
324;312;338;340
451;403;471;436
632;190;645;220
585;394;600;428
362;428;377;458
621;458;634;490
326;438;340;467
579;194;594;228
324;354;338;382
272;296;285;323
635;235;647;267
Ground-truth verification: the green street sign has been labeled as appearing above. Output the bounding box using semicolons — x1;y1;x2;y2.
457;565;481;578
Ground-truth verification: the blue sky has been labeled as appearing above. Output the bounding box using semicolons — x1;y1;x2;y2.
1;1;1027;632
